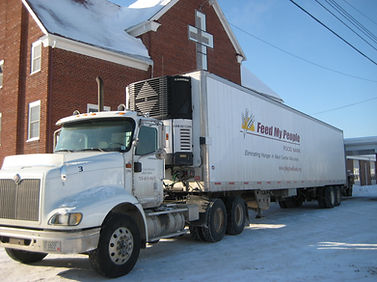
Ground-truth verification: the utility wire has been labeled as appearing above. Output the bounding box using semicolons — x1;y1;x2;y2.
340;0;377;27
325;0;377;45
313;0;377;52
229;23;377;84
312;96;377;115
289;0;377;66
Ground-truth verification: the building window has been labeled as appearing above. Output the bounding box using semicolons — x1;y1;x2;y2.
87;103;111;112
31;41;42;74
28;100;40;141
0;60;3;88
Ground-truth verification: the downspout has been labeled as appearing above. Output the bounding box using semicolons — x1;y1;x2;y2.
96;76;104;112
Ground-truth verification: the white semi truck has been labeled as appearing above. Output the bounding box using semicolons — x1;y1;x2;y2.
0;71;348;277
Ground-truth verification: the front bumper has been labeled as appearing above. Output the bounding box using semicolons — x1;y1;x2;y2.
0;226;100;254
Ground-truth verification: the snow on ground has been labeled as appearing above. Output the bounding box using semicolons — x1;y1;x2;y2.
1;185;376;281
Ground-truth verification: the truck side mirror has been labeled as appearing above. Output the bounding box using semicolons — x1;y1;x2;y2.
134;162;142;173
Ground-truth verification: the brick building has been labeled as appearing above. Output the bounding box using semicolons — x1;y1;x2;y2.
0;0;279;164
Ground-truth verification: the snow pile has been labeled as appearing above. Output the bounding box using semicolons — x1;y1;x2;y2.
241;65;283;102
353;184;377;197
27;0;171;59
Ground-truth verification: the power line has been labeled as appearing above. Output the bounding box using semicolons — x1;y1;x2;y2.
312;96;377;115
229;23;377;84
289;0;377;66
340;0;377;27
325;0;377;45
313;0;377;52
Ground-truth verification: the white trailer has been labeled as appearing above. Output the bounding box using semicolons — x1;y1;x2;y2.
0;71;348;278
166;71;346;191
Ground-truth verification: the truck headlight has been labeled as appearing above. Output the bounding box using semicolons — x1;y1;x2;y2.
48;212;82;226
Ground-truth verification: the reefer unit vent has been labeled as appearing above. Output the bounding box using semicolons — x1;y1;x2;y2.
127;76;192;120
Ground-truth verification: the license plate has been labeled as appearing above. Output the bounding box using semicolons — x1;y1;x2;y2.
44;240;61;252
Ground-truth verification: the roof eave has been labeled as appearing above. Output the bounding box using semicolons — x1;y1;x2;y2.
126;20;162;37
41;34;152;71
211;0;246;62
22;0;48;35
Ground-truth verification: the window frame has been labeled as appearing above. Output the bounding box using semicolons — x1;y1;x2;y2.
135;126;158;156
0;60;3;89
31;41;42;75
27;100;41;142
0;112;2;146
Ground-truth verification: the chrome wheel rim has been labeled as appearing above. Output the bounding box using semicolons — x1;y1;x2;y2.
108;227;134;265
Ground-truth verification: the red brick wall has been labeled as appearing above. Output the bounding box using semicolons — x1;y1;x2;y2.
22;13;49;156
46;48;149;152
140;0;241;84
0;1;35;164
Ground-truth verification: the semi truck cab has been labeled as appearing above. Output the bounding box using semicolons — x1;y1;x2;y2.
0;110;195;277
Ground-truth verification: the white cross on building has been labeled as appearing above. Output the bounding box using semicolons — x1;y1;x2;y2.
188;10;214;70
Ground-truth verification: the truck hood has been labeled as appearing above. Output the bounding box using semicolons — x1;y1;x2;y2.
1;152;122;171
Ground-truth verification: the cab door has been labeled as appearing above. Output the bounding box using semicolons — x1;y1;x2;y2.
133;123;164;208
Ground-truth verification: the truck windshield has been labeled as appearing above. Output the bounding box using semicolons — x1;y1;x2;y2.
55;118;135;153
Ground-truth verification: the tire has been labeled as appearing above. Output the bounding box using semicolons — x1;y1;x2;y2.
89;213;141;278
279;200;287;209
189;225;205;241
5;248;47;264
200;198;227;242
346;186;353;197
334;186;341;206
226;197;246;235
319;186;335;209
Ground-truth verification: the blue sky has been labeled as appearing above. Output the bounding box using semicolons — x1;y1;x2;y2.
112;0;377;138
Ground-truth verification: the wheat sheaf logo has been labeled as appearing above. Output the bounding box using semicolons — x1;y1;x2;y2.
241;108;255;134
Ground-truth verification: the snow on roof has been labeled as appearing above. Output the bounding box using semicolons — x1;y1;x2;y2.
26;0;171;59
241;65;283;102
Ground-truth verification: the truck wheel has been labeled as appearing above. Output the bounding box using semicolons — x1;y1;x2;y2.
189;226;205;241
323;186;335;208
5;248;47;264
89;213;140;278
226;197;246;235
334;186;341;206
347;186;353;197
200;198;227;242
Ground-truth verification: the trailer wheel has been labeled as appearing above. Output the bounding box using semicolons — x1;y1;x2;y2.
346;186;353;197
334;186;341;206
89;213;140;278
201;198;227;242
5;248;47;264
226;197;246;235
318;186;335;208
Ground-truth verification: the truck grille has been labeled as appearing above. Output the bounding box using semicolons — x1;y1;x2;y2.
179;128;192;151
0;179;40;221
